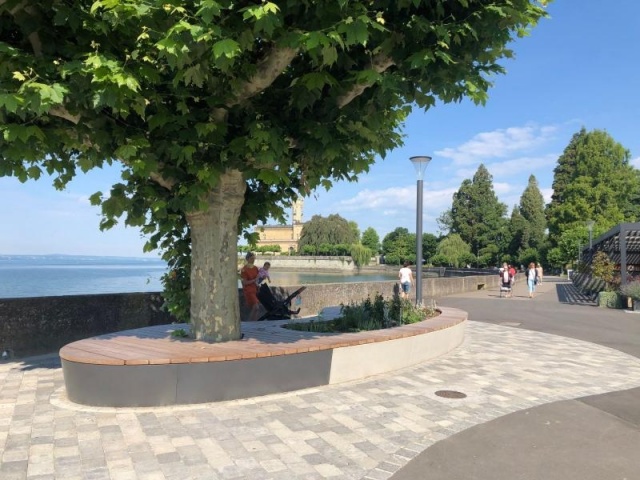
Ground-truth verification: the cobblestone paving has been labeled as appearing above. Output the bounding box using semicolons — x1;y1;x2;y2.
2;321;640;480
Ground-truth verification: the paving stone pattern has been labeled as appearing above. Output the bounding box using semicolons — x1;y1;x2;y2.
2;321;640;480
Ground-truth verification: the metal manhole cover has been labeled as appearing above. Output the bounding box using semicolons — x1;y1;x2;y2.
435;390;467;399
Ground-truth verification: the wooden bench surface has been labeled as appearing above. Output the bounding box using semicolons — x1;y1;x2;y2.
59;308;465;366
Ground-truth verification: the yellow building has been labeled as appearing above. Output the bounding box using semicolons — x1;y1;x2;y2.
254;199;305;254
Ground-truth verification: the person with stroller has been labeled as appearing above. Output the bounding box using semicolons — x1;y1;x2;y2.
499;262;513;297
240;252;260;321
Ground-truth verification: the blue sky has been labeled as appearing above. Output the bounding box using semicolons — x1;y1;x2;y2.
1;1;639;257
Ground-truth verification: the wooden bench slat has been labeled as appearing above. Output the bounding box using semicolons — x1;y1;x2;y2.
60;310;466;366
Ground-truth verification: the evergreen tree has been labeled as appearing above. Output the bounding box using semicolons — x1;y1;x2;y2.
547;129;640;248
450;164;508;260
361;227;381;253
519;174;547;250
507;205;526;260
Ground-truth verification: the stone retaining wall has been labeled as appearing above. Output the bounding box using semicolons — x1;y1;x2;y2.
1;274;499;358
254;255;357;271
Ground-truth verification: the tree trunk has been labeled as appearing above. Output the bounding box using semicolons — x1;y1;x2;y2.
186;169;245;342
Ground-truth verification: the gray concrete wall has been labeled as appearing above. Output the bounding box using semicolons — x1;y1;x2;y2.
0;293;175;358
2;274;499;358
254;255;357;271
283;274;500;317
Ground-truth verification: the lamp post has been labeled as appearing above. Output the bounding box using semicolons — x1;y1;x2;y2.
410;155;432;306
587;220;595;249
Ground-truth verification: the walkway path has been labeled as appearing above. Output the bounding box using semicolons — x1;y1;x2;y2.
1;277;640;479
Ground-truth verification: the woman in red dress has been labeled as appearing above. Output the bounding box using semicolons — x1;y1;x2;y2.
240;252;260;321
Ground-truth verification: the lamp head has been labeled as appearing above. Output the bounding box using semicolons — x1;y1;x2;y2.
410;156;432;180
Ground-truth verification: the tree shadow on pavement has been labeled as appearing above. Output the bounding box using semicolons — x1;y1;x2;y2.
556;282;597;306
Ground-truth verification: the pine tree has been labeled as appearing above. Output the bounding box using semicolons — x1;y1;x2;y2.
450;164;508;262
519;175;547;250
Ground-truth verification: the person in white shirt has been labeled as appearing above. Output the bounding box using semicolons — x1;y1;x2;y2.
398;261;414;300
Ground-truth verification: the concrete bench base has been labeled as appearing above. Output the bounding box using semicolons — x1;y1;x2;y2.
60;307;467;407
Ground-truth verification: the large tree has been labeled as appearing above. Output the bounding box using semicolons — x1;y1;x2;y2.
0;1;548;341
547;128;640;248
382;227;414;265
518;174;546;250
448;164;508;263
298;214;357;250
361;227;380;253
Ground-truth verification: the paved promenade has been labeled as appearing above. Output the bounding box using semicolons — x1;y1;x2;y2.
2;277;640;479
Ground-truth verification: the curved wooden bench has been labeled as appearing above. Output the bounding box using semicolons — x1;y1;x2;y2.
60;307;467;407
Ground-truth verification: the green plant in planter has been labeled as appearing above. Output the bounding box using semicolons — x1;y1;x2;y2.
619;280;640;300
591;252;617;291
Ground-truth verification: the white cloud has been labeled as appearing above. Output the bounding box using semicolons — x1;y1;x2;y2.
540;187;553;204
335;185;456;217
485;153;558;179
631;157;640;169
435;124;557;165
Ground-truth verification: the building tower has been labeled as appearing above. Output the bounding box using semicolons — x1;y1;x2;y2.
292;198;304;225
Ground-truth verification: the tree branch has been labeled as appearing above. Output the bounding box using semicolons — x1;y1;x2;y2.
226;46;298;107
150;171;176;191
49;106;81;124
1;0;43;56
336;53;395;109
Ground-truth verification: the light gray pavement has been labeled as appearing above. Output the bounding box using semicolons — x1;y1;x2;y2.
391;275;640;480
1;277;640;479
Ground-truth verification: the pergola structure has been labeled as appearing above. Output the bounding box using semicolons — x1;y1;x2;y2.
581;222;640;285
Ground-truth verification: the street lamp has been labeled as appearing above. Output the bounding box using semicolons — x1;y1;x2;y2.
410;155;432;306
587;220;595;249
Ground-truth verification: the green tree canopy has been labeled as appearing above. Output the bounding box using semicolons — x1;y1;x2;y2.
422;233;439;264
361;227;381;253
547;128;640;248
435;234;471;268
348;221;361;243
519;175;547;250
298;214;358;250
382;227;414;265
0;0;549;341
448;164;508;258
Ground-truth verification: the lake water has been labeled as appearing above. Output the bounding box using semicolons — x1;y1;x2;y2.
0;255;398;299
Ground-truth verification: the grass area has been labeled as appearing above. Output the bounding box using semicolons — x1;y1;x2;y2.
285;293;438;333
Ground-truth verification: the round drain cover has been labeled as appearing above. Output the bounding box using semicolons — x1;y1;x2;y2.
435;390;467;399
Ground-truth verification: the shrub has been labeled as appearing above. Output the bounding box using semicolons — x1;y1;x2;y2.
619;279;640;300
285;293;437;333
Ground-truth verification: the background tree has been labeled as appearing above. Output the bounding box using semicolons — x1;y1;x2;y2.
448;164;508;260
381;227;414;266
361;227;381;254
348;221;361;244
422;233;439;265
298;214;358;252
434;234;471;268
507;206;526;261
546;129;640;249
519;175;547;250
0;1;548;341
